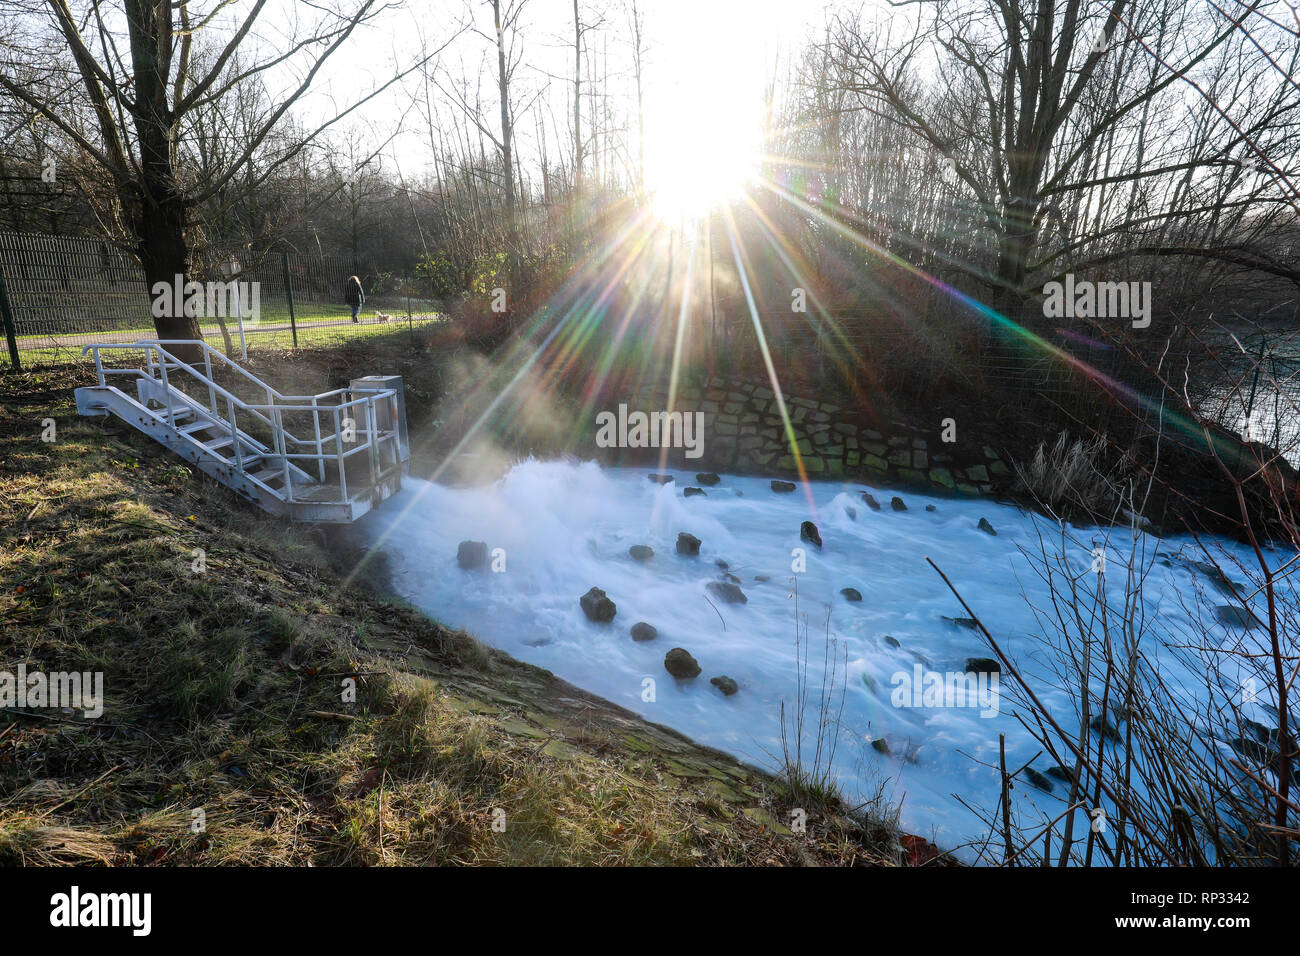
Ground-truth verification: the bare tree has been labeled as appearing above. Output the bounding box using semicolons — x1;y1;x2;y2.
0;0;452;346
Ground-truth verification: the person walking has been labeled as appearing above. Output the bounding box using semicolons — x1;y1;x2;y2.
345;275;365;323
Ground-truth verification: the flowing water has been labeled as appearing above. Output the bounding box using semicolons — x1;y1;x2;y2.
357;459;1289;859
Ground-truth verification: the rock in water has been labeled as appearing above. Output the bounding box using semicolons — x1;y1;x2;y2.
890;496;907;511
800;521;822;548
706;580;748;604
861;492;881;510
648;473;674;484
696;472;721;486
1024;767;1053;793
629;545;654;562
1046;765;1076;784
965;656;1000;673
771;479;796;493
630;621;657;642
840;587;862;602
977;517;997;536
579;587;617;623
710;675;739;696
684;487;707;497
1214;605;1258;629
676;532;701;555
457;540;489;570
664;647;701;679
925;504;937;512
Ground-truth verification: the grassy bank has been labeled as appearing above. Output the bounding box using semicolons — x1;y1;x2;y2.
0;360;918;866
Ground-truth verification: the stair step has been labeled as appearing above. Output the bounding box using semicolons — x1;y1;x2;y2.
180;420;221;435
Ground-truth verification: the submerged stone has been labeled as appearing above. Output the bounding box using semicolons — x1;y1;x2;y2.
710;675;739;696
664;647;701;679
706;581;748;604
457;540;489;570
579;586;617;623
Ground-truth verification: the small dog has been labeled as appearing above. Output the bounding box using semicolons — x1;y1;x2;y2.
374;312;394;323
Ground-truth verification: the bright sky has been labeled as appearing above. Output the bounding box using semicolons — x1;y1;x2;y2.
282;0;840;216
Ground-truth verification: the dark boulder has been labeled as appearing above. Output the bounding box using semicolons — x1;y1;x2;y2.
629;545;654;562
648;473;674;484
579;586;617;623
630;621;658;642
710;675;739;696
800;521;822;548
676;532;701;556
696;472;721;486
771;479;796;493
457;540;489;570
1090;715;1123;742
1214;605;1259;629
706;581;748;604
1046;765;1076;784
684;487;707;497
965;656;1000;673
841;587;863;602
977;517;997;536
1024;767;1053;793
861;492;881;510
890;496;907;511
664;647;701;679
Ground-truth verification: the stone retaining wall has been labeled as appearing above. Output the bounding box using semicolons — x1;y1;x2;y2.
588;378;1013;497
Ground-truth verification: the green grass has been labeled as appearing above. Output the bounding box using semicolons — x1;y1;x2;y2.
8;310;446;367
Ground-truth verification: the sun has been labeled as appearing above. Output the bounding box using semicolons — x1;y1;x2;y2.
641;69;761;224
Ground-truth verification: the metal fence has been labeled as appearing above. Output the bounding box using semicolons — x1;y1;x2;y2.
0;230;443;368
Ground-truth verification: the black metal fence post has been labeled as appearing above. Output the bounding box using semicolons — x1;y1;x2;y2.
282;252;298;349
0;266;20;369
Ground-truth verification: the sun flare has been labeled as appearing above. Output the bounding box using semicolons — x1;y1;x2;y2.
641;71;761;224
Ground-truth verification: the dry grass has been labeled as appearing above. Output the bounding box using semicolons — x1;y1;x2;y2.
0;361;910;866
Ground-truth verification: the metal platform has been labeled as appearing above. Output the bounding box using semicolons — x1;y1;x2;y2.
75;340;410;522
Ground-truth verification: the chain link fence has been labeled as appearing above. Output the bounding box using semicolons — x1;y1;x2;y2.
0;230;444;368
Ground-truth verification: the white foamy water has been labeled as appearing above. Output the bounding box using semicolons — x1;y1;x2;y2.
357;459;1288;859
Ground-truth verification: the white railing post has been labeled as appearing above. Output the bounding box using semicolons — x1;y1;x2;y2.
204;346;216;416
311;396;324;482
228;396;243;473
333;406;348;501
366;397;380;488
158;352;172;426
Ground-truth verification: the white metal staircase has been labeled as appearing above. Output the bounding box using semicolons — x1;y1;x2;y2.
75;340;410;522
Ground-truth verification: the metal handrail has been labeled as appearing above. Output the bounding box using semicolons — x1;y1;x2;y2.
82;341;402;503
